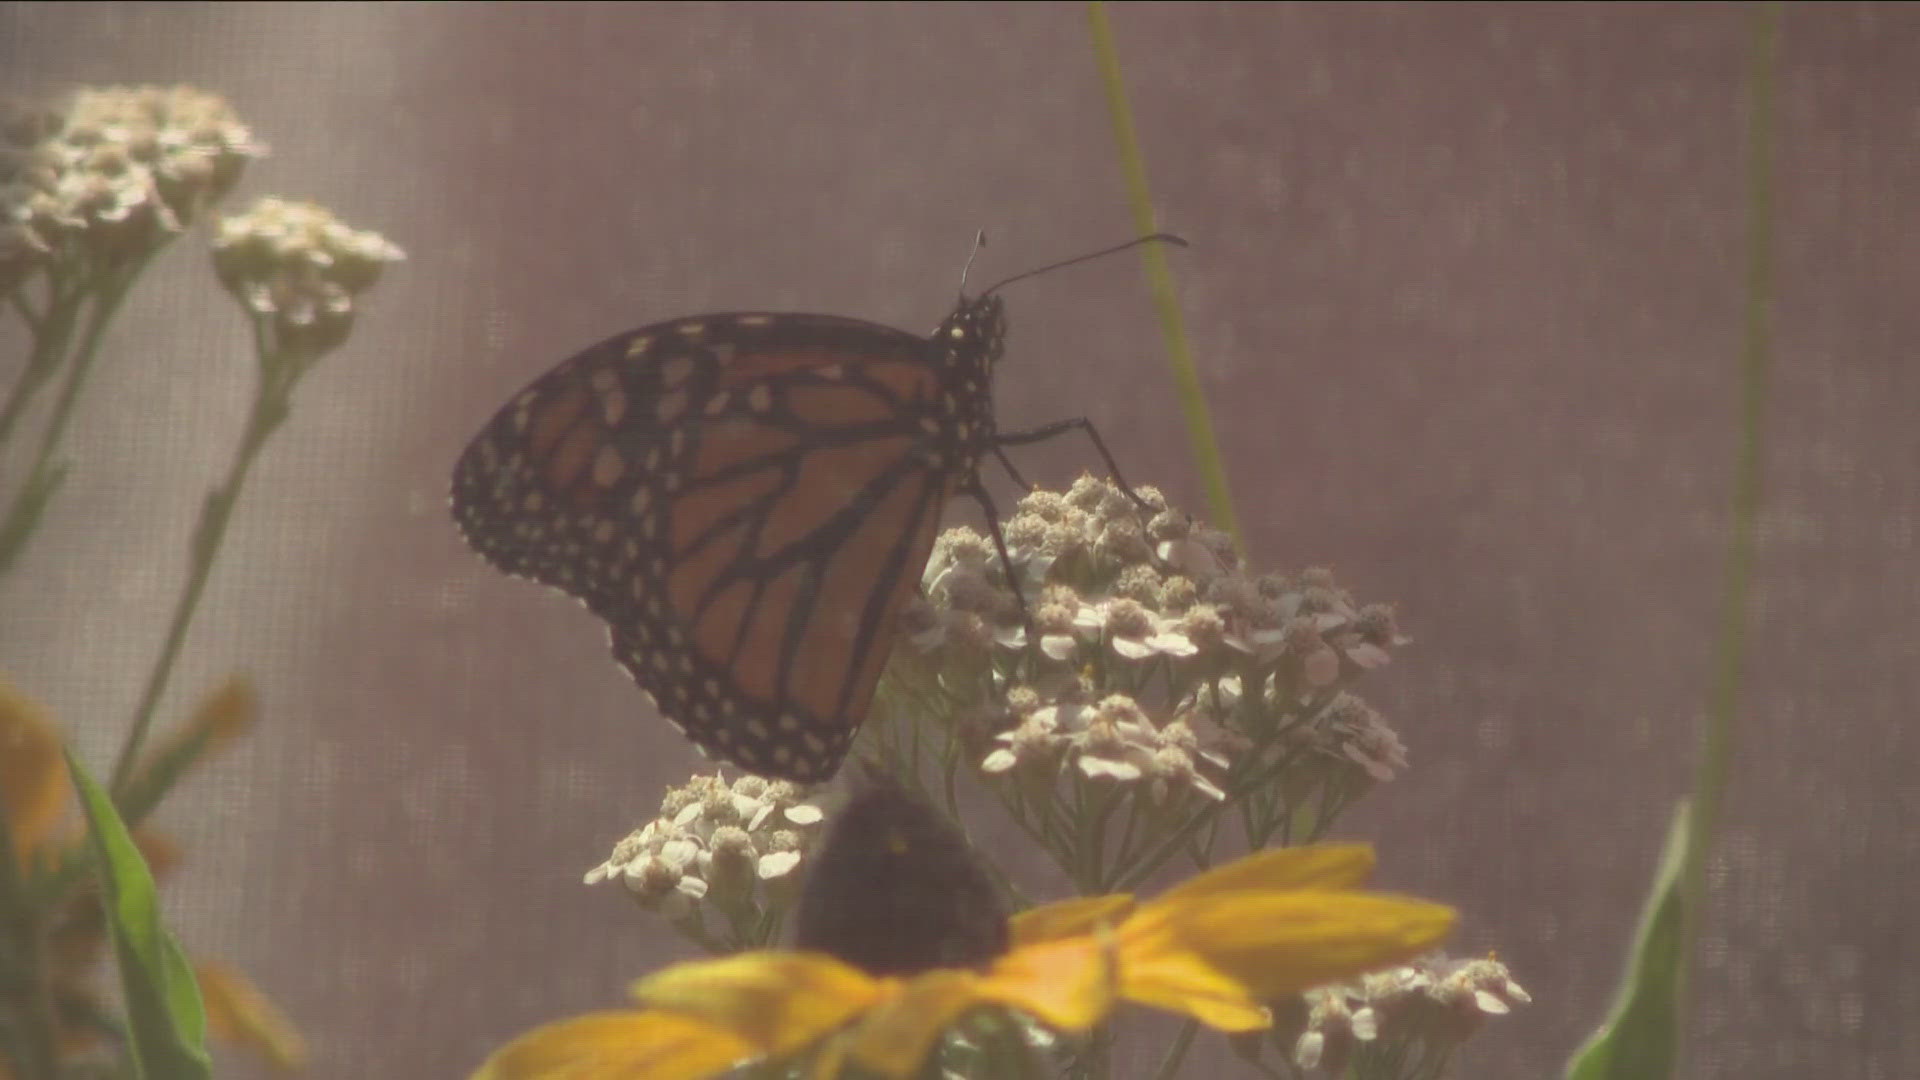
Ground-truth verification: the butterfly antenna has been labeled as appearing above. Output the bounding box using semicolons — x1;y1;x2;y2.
979;232;1188;298
957;229;988;298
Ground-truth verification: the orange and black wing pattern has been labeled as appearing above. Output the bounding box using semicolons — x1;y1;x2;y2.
451;312;975;782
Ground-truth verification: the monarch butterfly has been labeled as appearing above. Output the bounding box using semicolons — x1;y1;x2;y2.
451;234;1183;783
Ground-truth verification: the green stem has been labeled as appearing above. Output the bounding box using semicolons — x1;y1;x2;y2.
673;910;728;956
1680;0;1779;1051
1076;1025;1113;1080
0;262;146;575
1149;1018;1199;1080
1087;1;1242;551
110;325;301;801
941;733;963;823
1082;782;1121;891
996;782;1060;876
1113;748;1297;893
0;277;81;452
7;286;46;334
1108;797;1140;874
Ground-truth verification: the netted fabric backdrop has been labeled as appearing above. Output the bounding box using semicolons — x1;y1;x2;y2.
1;3;1913;1077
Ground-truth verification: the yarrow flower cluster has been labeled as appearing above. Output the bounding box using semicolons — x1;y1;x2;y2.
1;85;262;289
1267;953;1532;1076
584;772;827;951
980;690;1239;805
211;196;404;354
883;475;1412;891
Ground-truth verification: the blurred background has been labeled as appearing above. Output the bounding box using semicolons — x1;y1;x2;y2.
2;2;1915;1076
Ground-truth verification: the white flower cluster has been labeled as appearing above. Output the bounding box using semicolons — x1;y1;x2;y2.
211;197;403;352
584;772;826;922
1285;954;1532;1075
981;690;1241;805
2;85;262;287
892;475;1411;810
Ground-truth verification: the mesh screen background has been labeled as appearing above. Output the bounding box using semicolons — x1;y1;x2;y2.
2;4;1914;1077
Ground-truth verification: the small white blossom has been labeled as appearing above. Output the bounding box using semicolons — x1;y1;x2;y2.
1282;955;1529;1074
4;85;262;289
585;771;828;930
211;197;401;352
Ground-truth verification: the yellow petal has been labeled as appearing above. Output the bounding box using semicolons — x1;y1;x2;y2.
1120;978;1272;1032
806;1031;851;1080
182;677;258;754
847;970;980;1078
1115;940;1260;1025
0;676;69;865
633;951;886;1056
1008;893;1135;947
135;828;184;882
1120;891;1455;1016
197;960;309;1070
976;934;1114;1032
1152;844;1376;907
470;1010;750;1080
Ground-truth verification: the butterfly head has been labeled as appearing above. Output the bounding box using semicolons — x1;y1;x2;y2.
938;293;1006;366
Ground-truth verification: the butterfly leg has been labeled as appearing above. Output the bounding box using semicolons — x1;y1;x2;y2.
993;417;1152;514
966;483;1036;641
992;445;1033;492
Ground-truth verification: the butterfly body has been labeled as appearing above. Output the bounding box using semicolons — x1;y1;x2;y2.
452;296;1008;783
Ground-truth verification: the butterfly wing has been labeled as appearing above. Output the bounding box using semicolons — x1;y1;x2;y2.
451;313;960;782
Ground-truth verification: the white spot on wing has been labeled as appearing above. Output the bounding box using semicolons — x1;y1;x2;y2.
660;356;695;388
592;446;625;487
655;391;688;423
600;389;627;425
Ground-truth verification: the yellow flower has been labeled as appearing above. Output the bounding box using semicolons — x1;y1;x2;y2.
199;959;311;1071
1110;845;1451;1031
1;677;69;868
473;844;1454;1080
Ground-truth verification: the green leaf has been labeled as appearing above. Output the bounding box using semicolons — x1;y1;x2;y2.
66;750;211;1080
1564;801;1690;1080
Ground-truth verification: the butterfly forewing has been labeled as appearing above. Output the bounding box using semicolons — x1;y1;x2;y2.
451;312;968;782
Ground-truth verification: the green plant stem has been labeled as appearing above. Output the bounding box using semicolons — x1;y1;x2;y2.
1112;744;1303;893
1109;798;1140;874
997;786;1059;873
1075;1026;1113;1080
1681;0;1779;1051
0;261;147;576
1087;1;1243;552
110;322;302;801
0;277;83;452
1149;1018;1200;1080
1080;781;1122;892
673;908;731;956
